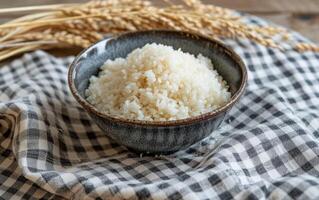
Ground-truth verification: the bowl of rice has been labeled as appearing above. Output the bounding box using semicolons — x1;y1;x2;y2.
68;30;247;154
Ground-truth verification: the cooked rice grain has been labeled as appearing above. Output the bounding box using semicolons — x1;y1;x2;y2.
85;43;231;121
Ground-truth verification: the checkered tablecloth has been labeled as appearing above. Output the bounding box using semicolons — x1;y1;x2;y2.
1;14;319;200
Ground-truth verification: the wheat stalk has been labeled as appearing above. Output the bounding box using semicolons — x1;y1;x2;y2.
0;0;317;62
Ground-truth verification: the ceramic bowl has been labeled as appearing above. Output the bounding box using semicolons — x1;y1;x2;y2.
68;30;247;154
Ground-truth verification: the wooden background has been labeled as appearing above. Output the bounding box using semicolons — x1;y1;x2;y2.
0;0;318;43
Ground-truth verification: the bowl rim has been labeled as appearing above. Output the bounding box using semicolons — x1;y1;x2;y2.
68;29;247;127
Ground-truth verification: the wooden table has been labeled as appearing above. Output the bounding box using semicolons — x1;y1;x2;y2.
0;0;318;43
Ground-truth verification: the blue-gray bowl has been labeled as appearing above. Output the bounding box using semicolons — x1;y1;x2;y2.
68;30;247;154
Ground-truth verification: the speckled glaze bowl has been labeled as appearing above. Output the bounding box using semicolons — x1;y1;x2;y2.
68;30;247;154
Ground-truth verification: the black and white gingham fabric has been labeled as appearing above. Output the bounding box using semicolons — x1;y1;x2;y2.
1;15;319;200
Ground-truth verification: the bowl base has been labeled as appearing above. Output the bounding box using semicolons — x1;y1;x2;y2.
126;147;178;156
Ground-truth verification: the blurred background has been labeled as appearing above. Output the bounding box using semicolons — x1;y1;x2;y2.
0;0;318;43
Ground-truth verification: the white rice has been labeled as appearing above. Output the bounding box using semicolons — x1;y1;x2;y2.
85;43;231;121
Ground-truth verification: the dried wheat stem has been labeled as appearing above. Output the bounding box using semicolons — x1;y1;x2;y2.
0;40;56;49
0;44;42;61
0;15;101;29
0;4;78;14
